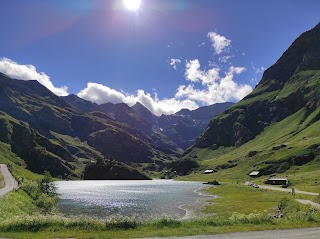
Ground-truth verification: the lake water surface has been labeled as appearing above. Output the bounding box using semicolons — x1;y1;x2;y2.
56;180;212;220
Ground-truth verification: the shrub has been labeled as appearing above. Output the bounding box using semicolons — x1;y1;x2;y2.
105;216;139;230
22;172;58;213
153;216;182;228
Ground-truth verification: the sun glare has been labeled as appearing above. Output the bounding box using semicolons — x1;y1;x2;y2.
123;0;141;11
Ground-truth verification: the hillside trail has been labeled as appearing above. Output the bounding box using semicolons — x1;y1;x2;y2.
0;164;17;197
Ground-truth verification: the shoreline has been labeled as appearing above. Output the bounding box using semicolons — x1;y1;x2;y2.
179;185;217;220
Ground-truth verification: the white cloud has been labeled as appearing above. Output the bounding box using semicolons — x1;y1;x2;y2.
207;32;231;54
185;59;220;85
77;82;126;104
176;60;252;104
170;58;181;70
0;58;68;96
77;83;198;116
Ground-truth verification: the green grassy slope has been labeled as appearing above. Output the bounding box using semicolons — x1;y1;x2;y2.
183;100;320;192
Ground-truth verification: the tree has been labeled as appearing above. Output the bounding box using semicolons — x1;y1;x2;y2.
39;171;58;197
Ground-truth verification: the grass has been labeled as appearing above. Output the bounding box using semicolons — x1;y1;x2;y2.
0;191;39;221
203;184;319;216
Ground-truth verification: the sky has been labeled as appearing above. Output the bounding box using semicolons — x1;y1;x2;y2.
0;0;319;116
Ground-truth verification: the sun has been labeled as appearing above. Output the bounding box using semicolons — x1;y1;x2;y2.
123;0;141;11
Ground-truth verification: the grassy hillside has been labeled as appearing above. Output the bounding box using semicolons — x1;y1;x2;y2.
183;91;320;192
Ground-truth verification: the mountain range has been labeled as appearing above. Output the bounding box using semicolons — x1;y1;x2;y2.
0;73;231;179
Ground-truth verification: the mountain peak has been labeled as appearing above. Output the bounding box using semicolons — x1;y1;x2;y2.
131;102;158;125
132;102;152;114
132;102;146;109
248;22;320;98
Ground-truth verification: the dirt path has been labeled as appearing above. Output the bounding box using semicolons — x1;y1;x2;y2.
296;199;320;209
257;184;318;196
245;182;320;208
0;164;17;197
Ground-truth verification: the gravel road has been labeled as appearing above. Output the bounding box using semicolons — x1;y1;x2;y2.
0;164;17;197
140;227;320;239
257;184;318;196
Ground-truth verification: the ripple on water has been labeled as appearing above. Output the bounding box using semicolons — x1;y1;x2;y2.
55;180;214;220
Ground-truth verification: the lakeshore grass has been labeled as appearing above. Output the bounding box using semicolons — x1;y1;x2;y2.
0;213;319;239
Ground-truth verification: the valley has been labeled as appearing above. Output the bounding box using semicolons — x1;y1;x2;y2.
0;16;320;239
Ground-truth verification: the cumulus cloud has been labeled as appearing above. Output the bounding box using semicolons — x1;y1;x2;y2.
0;58;68;96
176;60;252;104
185;59;220;85
170;58;181;70
77;82;126;105
77;83;198;116
207;32;231;54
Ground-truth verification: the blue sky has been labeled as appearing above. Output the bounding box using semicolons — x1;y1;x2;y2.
0;0;319;115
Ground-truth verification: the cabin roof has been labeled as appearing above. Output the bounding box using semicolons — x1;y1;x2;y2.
249;171;260;176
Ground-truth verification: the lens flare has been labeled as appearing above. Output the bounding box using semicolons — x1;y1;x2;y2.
123;0;141;11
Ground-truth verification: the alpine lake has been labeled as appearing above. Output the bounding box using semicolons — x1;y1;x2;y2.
56;180;214;220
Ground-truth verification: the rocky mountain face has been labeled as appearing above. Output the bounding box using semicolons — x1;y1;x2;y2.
185;23;320;176
156;103;234;149
0;72;232;179
0;74;155;178
64;95;233;151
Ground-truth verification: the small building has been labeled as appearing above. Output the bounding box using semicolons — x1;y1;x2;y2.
249;171;260;177
264;177;288;185
204;169;214;174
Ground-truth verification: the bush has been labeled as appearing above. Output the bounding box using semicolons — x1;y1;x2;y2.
22;172;58;213
153;216;182;228
105;216;139;230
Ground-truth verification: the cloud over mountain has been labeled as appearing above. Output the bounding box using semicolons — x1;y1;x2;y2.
0;58;68;96
77;83;198;116
0;31;252;116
